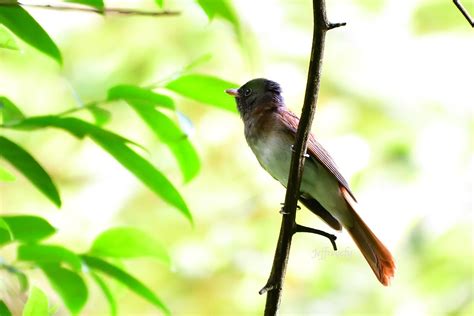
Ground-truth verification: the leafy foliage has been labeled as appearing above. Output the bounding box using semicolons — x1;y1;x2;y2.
1;96;25;124
0;25;18;51
90;227;170;264
0;165;16;182
0;217;13;242
0;215;56;244
40;263;88;314
82;255;171;315
197;0;241;37
0;136;61;207
0;1;241;314
166;74;238;112
125;99;200;182
0;5;61;63
108;85;176;110
87;105;112;126
65;0;104;10
18;244;83;271
0;301;12;316
91;272;117;316
0;213;173;314
10;116;193;222
22;287;49;316
154;0;164;8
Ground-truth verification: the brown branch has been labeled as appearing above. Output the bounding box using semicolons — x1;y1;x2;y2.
260;1;344;315
453;0;474;27
294;224;338;251
0;2;179;17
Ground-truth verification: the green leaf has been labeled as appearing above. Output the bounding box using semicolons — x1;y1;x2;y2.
23;287;49;316
0;215;56;244
86;126;192;223
165;74;238;112
82;255;170;315
127;101;200;182
0;5;61;64
197;0;240;29
0;260;29;291
108;85;175;110
10;116;192;223
0;96;25;124
0;217;13;243
87;106;111;126
90;227;170;264
65;0;104;10
154;0;164;8
90;272;117;316
15;269;29;292
0;301;12;316
0;165;16;182
40;264;88;314
12;116;146;151
18;244;82;271
0;24;18;51
0;136;61;207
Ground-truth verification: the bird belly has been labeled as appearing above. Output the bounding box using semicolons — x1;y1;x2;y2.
249;133;352;225
250;133;293;187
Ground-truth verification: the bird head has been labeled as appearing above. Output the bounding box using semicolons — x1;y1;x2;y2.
226;78;283;118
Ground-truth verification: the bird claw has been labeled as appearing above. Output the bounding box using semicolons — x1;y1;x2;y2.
279;203;301;214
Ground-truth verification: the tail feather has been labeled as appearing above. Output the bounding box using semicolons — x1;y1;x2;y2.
340;186;396;286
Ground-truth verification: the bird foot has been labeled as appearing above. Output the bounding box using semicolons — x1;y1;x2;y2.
279;203;301;214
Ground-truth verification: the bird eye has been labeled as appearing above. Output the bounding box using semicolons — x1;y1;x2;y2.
244;88;252;97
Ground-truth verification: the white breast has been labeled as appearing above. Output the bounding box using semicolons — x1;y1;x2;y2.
248;131;351;225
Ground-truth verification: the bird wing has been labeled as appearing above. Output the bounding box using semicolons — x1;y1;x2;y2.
299;195;342;230
280;109;357;201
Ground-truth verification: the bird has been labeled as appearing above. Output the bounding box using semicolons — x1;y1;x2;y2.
225;78;395;286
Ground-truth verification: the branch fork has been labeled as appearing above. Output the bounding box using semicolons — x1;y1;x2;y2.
259;222;337;296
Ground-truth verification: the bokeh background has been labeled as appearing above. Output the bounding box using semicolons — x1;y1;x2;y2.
1;0;473;315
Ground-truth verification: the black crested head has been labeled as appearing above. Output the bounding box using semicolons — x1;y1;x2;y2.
226;78;283;119
264;79;282;95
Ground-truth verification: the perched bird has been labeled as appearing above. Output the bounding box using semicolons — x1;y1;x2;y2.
225;78;395;286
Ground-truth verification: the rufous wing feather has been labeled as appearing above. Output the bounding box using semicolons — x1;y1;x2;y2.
340;186;396;286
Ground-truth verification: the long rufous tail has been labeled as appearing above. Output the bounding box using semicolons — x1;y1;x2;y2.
340;186;396;286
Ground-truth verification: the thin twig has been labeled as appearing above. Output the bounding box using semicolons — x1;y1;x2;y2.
453;0;474;27
260;0;344;315
0;2;180;17
294;224;337;251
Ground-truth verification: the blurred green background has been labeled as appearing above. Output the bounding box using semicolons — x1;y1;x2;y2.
1;0;473;315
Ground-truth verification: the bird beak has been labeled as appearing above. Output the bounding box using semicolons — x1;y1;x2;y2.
225;88;239;97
